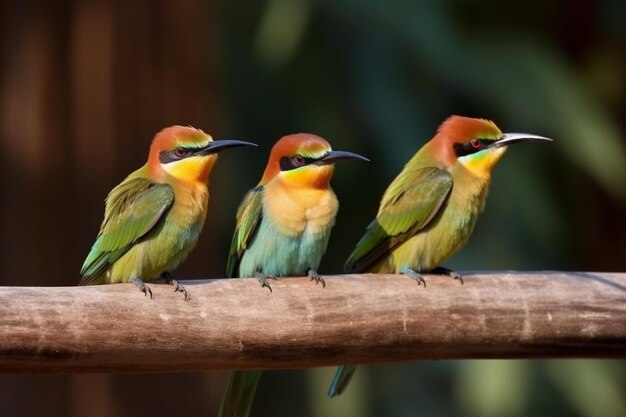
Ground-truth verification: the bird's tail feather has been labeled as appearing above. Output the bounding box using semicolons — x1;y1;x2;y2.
328;365;357;398
218;370;263;417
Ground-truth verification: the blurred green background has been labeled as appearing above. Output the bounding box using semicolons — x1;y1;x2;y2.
0;0;624;416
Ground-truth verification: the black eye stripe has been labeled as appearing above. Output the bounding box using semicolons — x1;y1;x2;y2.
453;139;494;157
279;155;319;171
158;146;204;164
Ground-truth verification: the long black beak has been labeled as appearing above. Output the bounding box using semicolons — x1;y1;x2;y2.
490;133;553;149
198;139;257;155
316;150;370;165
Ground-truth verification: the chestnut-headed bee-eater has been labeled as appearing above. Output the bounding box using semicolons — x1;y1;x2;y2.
79;125;256;300
218;133;368;417
328;115;552;397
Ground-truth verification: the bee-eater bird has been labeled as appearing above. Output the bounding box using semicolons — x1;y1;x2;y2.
79;125;256;300
327;115;552;398
218;133;368;417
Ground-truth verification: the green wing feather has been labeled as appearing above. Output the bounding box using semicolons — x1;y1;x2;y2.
79;177;174;285
344;167;453;273
226;186;264;278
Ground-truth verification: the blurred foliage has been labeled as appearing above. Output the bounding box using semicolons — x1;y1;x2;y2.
0;0;624;416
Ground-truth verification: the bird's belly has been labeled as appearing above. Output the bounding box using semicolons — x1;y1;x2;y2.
105;216;204;283
238;219;332;278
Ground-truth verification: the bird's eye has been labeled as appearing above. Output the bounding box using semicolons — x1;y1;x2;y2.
174;147;188;158
470;139;481;149
293;155;305;166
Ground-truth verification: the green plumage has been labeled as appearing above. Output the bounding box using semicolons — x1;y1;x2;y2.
226;187;263;279
329;116;551;398
345;167;453;273
79;125;257;299
328;115;550;398
80;176;174;285
80;164;210;293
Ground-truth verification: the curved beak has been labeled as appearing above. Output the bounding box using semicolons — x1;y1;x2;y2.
491;133;553;149
316;150;370;165
198;139;257;155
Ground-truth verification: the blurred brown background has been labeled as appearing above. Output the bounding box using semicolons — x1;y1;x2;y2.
1;0;625;416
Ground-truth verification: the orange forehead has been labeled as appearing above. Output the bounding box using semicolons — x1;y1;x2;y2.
150;125;210;153
272;133;330;157
437;116;502;142
261;133;331;183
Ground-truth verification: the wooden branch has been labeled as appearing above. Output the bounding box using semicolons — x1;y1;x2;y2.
1;272;625;373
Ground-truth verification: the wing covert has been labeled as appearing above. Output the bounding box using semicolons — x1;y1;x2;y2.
79;178;174;285
345;167;452;273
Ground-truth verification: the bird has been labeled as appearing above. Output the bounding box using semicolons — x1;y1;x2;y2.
79;125;256;300
218;133;368;417
327;115;552;398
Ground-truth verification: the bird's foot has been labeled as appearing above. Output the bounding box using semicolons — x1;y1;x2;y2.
400;268;426;287
308;269;325;288
254;271;277;293
161;272;189;301
130;277;154;299
431;267;464;285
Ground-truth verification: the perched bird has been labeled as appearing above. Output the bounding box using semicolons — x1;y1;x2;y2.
218;133;368;417
328;115;552;398
80;126;255;300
